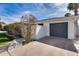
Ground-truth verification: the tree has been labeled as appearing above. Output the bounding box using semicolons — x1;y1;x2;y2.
64;13;72;17
4;23;22;38
67;3;79;16
21;14;37;43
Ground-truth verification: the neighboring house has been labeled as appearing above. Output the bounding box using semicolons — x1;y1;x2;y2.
35;16;79;40
0;31;8;34
0;22;6;29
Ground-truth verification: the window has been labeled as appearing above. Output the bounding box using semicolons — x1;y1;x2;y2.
38;23;43;26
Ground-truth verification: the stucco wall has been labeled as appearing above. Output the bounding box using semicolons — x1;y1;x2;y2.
43;23;49;36
68;20;76;39
36;25;47;39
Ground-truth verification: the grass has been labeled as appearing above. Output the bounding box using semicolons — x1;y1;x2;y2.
0;37;12;42
0;37;12;47
0;33;13;47
0;41;12;47
0;41;11;45
0;38;12;48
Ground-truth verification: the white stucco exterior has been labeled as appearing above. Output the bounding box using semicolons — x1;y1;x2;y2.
68;20;76;39
36;25;46;39
36;16;79;40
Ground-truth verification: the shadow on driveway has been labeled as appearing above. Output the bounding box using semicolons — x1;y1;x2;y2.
38;36;78;53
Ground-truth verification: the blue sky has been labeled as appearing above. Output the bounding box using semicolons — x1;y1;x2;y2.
0;3;69;24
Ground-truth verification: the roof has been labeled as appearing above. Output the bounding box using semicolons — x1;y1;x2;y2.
37;16;79;23
0;22;5;24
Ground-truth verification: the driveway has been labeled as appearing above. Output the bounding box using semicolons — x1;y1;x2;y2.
38;36;77;53
0;37;78;56
0;41;77;56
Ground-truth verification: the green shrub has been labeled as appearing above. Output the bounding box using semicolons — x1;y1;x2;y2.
0;33;7;37
6;35;14;40
0;37;12;42
0;33;12;38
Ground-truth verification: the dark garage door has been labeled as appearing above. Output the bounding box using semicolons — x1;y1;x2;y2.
50;22;68;38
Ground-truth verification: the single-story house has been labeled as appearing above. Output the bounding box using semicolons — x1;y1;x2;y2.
0;22;6;28
35;16;79;40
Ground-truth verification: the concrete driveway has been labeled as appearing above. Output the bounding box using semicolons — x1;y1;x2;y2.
0;37;78;56
0;41;77;56
38;36;77;53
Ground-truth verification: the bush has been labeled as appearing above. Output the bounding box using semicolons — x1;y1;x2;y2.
0;33;7;37
3;23;22;38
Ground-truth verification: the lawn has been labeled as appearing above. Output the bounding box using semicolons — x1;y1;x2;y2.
0;37;12;44
0;33;13;46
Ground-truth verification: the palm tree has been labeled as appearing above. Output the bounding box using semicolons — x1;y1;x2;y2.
67;3;79;16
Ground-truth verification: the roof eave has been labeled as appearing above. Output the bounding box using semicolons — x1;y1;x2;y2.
37;16;79;23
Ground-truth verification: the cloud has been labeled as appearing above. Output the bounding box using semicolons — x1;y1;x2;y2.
0;3;69;24
31;3;69;19
46;3;68;18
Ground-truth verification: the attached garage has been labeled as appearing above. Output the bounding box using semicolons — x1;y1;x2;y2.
36;16;79;40
50;22;68;38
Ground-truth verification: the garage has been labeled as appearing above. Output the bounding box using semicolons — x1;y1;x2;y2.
50;22;68;38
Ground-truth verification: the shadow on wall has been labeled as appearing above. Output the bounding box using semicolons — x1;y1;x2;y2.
36;25;47;39
76;26;79;37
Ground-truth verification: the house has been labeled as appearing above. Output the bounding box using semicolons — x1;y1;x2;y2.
0;22;6;29
0;31;7;33
35;16;79;40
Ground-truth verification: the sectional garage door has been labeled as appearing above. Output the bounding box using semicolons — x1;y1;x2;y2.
50;22;68;38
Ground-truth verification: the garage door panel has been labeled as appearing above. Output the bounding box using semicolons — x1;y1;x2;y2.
50;22;68;38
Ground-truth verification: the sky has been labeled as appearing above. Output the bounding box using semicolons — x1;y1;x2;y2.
0;3;69;24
